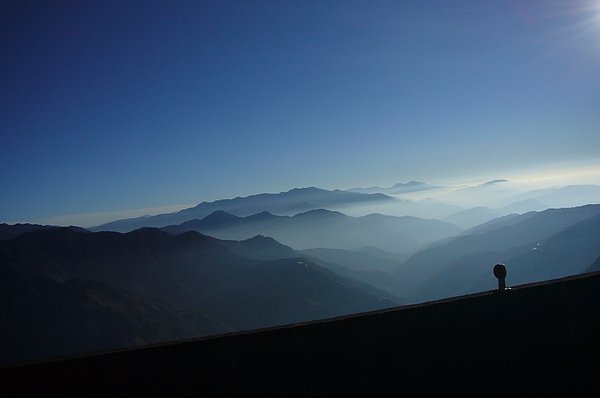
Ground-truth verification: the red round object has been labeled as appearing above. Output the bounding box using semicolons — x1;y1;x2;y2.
493;264;506;279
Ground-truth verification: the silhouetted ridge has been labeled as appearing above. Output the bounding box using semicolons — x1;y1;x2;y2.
91;187;394;232
0;227;396;364
347;180;440;194
398;204;600;302
162;208;461;253
220;235;300;261
197;210;243;227
245;211;278;221
291;208;345;219
0;224;89;241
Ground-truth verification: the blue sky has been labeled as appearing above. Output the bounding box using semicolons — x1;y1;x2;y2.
2;0;600;225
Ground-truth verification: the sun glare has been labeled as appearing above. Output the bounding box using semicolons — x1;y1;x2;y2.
529;0;600;59
592;0;600;20
570;1;600;43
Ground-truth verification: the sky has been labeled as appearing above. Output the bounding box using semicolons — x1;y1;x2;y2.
2;0;600;226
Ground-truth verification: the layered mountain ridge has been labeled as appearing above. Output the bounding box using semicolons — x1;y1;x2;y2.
1;181;599;366
90;187;394;233
162;208;462;253
0;227;398;365
398;204;600;302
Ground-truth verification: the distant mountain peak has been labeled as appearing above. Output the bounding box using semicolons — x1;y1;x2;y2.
205;210;240;219
200;210;243;226
347;181;439;195
292;209;345;218
392;181;426;188
244;234;272;241
284;187;325;195
245;211;278;221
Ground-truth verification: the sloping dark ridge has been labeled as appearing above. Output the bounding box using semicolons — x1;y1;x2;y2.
2;271;600;396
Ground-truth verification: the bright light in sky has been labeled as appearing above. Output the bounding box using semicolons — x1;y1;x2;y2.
585;0;600;23
1;0;599;225
566;1;600;47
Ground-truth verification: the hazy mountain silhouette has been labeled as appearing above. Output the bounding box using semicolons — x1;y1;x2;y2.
328;194;467;220
197;241;407;299
355;245;408;262
457;212;524;235
496;213;600;284
217;239;406;297
398;204;600;284
219;234;300;261
85;182;600;233
90;187;393;232
297;248;406;296
501;184;600;210
434;179;518;207
442;207;505;229
347;180;440;195
162;208;462;253
0;227;397;364
0;223;89;241
299;248;403;274
400;205;600;302
439;183;600;228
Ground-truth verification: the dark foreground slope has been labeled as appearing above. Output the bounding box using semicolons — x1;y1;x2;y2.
2;271;600;397
0;228;397;364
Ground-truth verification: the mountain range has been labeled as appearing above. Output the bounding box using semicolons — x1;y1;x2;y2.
87;182;600;233
0;223;88;241
2;181;599;365
439;183;600;228
344;181;600;229
0;227;397;364
161;208;462;253
397;204;600;302
347;180;440;195
90;187;393;232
